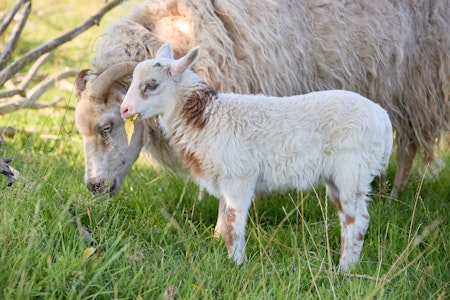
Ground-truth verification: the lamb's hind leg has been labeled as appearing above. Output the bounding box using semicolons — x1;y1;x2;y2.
328;184;370;272
338;198;369;272
214;198;226;238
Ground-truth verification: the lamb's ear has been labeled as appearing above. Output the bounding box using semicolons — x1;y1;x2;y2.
155;43;174;59
170;46;200;78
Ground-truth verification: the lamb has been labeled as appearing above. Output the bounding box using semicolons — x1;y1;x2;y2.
119;44;393;272
75;0;449;197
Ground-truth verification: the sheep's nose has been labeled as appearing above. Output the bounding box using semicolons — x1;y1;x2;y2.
87;179;114;195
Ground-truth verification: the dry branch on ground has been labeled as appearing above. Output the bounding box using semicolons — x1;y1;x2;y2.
0;157;16;187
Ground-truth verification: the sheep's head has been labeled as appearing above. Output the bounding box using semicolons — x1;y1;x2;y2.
75;62;144;195
120;44;200;122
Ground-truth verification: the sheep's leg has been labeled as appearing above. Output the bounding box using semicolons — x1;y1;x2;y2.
391;143;417;199
214;198;226;238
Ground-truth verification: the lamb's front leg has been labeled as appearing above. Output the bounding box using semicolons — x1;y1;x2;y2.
222;202;250;264
220;185;253;264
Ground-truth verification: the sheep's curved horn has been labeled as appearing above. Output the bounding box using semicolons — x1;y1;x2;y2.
88;61;138;102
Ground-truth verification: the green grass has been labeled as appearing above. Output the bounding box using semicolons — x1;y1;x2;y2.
1;1;449;299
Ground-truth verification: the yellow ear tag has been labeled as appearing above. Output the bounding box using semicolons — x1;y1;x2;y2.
125;113;139;146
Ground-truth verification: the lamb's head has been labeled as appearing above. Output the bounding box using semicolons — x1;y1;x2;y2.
75;62;144;195
120;44;200;121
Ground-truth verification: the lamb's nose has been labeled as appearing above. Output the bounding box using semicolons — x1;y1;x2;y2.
120;106;130;118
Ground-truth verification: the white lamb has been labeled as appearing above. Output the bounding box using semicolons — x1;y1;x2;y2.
120;44;393;272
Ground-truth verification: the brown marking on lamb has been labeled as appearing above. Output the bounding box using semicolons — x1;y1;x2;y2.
345;215;356;226
330;194;343;213
180;83;217;129
171;135;203;176
223;206;239;252
357;233;365;241
180;148;202;175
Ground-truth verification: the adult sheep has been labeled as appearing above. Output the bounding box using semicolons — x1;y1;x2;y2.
75;0;450;196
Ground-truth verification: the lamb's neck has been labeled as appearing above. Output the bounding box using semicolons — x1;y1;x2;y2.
164;80;217;132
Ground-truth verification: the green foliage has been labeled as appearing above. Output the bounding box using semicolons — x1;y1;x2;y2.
0;1;449;299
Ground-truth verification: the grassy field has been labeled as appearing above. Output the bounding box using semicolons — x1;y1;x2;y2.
1;1;449;299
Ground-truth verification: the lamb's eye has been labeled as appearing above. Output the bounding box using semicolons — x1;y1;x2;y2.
144;83;159;93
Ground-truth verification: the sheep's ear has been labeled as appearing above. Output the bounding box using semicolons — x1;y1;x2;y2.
170;46;200;78
75;69;90;100
155;43;174;59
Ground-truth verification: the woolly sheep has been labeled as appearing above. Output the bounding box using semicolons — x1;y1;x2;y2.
75;0;449;197
119;44;394;272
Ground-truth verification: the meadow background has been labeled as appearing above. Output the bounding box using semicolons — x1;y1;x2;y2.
0;1;449;299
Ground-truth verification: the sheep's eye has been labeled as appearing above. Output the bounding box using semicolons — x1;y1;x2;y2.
101;124;111;133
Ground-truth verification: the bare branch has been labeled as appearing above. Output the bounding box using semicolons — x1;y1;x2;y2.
0;126;16;138
27;69;78;103
0;0;30;36
0;1;31;70
0;157;16;187
0;53;51;99
0;0;126;86
28;96;65;109
74;218;95;245
0;69;78;115
0;88;22;99
17;53;52;91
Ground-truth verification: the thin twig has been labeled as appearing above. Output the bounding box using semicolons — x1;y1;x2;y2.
0;53;51;99
0;0;126;86
0;157;16;187
0;88;22;99
28;96;65;109
0;0;29;36
0;69;78;115
26;69;78;103
51;184;96;245
0;1;31;70
18;53;52;92
340;272;388;283
73;218;95;245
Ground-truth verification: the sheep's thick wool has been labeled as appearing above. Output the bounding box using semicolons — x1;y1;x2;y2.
90;0;449;194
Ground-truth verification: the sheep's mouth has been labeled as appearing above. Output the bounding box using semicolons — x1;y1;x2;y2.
87;177;120;196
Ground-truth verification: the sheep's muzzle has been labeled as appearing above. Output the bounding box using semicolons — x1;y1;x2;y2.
86;178;116;195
